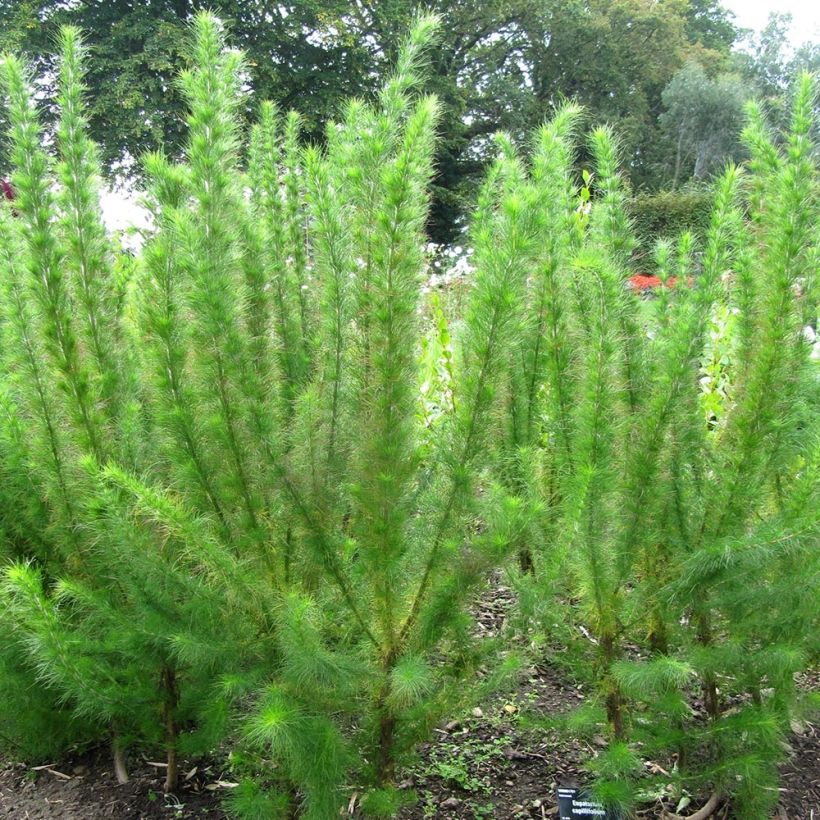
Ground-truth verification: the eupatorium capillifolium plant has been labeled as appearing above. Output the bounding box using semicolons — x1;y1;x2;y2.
0;10;816;820
0;12;529;817
493;73;817;818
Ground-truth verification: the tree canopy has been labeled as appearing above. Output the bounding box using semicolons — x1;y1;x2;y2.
1;0;807;240
660;61;748;187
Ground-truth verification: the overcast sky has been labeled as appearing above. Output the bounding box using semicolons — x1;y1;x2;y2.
722;0;819;48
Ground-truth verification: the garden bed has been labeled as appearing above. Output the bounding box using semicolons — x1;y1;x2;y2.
2;580;817;819
2;673;816;819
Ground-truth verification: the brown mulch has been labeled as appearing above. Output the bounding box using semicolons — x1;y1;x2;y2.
776;671;820;819
395;576;820;819
394;664;820;819
0;751;230;819
778;718;820;819
395;661;595;819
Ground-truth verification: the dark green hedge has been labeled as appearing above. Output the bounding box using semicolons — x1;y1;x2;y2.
628;187;714;250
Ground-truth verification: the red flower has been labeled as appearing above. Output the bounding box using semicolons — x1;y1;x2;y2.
628;273;681;291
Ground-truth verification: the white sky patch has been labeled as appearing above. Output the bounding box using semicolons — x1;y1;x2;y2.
722;0;819;48
100;187;151;249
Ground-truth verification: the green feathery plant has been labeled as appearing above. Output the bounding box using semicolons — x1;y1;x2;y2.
491;103;583;574
239;17;536;815
0;12;816;820
498;74;818;817
0;13;528;816
0;21;278;792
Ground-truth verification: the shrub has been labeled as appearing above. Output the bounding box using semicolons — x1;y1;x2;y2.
0;12;526;814
628;187;714;264
500;75;818;818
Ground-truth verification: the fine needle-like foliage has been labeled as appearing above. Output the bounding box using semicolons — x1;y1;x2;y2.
0;13;527;817
0;11;816;820
498;74;817;817
241;15;534;815
0;22;276;793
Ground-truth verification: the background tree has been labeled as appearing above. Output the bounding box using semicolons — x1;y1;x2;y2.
0;0;746;243
0;0;543;242
660;61;748;187
685;0;739;53
525;0;739;190
732;13;820;129
0;0;370;174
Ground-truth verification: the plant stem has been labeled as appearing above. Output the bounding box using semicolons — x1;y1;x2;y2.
162;665;179;794
112;735;129;785
601;631;625;739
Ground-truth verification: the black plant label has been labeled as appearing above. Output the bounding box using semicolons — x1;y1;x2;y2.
557;786;612;819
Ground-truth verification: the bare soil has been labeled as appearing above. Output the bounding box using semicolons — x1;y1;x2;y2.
0;752;229;819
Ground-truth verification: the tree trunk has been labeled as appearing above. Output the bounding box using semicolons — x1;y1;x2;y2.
672;131;684;190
